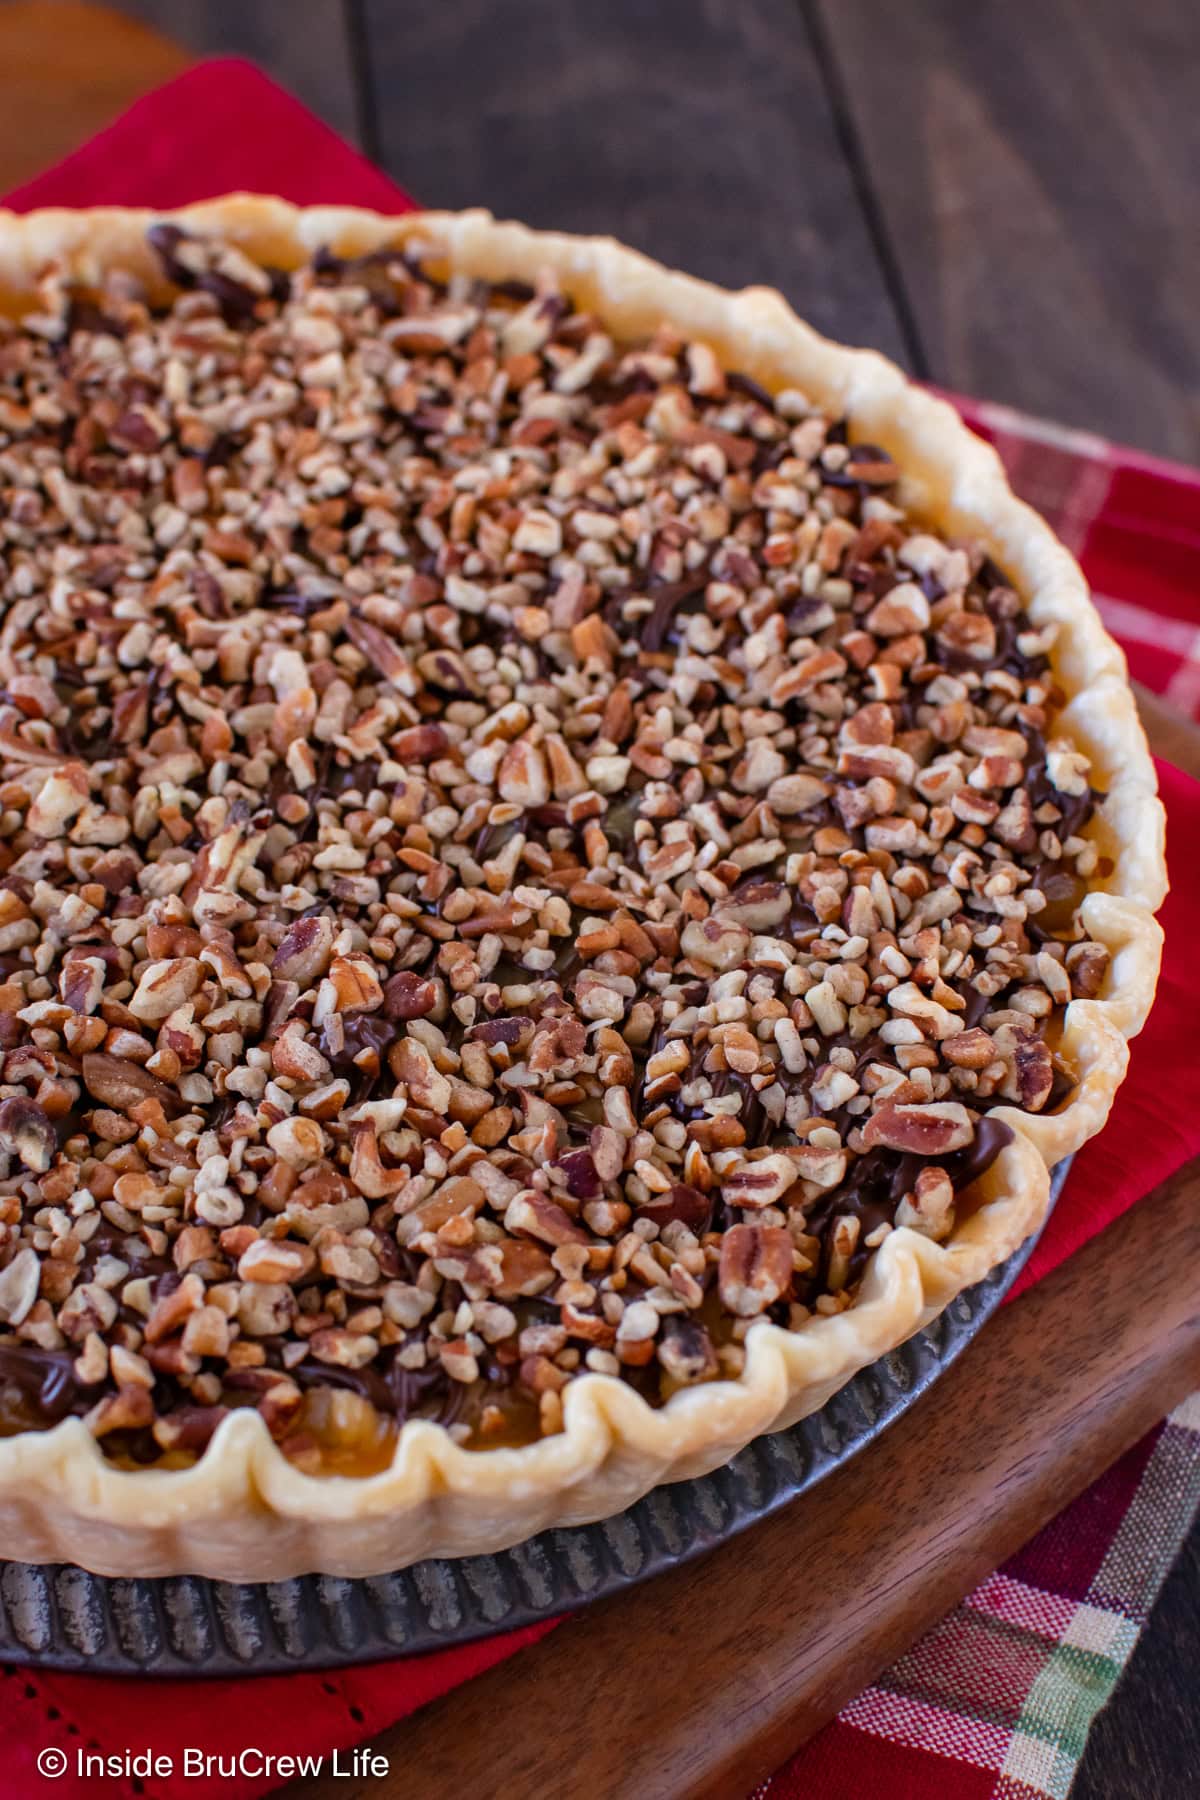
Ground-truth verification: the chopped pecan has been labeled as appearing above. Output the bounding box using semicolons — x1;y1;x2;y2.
0;1098;56;1172
27;762;90;837
238;1239;317;1284
896;1166;956;1241
679;916;752;971
82;1052;176;1114
0;1246;40;1326
718;1224;794;1317
265;1116;327;1168
326;954;384;1013
128;957;203;1023
466;1238;556;1299
383;971;438;1020
144;1272;205;1344
1009;1036;1055;1111
85;1384;156;1438
505;1191;590;1246
861;1101;975;1155
152;1406;229;1453
1066;941;1109;999
390;1036;452;1113
637;1183;714;1235
722;1152;800;1210
272;915;335;986
657;1319;719;1385
308;1326;379;1369
395;1174;483;1246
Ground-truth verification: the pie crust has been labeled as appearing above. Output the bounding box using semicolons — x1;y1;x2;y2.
0;198;1165;1579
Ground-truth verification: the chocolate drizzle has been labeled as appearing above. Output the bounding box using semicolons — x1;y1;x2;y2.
0;1343;101;1425
317;1014;400;1100
640;568;712;654
799;1117;1014;1297
146;224;289;322
724;369;775;410
1022;728;1102;840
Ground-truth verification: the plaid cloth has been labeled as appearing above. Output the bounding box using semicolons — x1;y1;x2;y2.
2;57;1198;1800
760;1397;1200;1799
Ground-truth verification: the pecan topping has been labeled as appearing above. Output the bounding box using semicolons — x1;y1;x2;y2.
0;231;1101;1465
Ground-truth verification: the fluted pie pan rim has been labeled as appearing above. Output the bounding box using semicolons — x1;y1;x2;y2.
0;198;1166;1580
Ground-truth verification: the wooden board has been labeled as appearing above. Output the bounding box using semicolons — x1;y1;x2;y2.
0;0;364;196
813;0;1200;463
359;0;910;363
0;1;189;193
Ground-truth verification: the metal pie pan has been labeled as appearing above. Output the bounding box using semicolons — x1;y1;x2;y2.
0;1163;1065;1676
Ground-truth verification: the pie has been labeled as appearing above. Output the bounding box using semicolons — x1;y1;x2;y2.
0;199;1165;1579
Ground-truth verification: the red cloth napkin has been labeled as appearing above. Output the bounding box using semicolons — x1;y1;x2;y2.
0;56;1195;1800
2;59;412;216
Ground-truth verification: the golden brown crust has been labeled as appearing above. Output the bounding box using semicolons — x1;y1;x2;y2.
0;197;1165;1579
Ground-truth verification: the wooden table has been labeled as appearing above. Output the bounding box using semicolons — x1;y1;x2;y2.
3;0;1196;465
0;4;1197;1794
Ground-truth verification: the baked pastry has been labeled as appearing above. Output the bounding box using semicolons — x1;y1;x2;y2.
0;200;1165;1578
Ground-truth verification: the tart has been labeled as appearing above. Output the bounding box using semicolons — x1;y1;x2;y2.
0;199;1165;1579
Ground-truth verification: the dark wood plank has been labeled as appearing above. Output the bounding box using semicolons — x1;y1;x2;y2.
1139;685;1200;780
812;0;1200;463
360;0;909;363
1075;1510;1200;1800
0;1;189;192
286;1158;1200;1800
1133;683;1200;775
113;0;363;145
